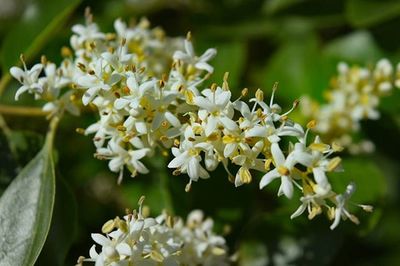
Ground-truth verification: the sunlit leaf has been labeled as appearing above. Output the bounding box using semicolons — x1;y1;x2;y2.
0;137;55;265
346;0;400;27
323;31;383;63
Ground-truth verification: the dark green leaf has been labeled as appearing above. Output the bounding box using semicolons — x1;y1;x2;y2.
329;157;387;203
346;0;400;27
0;139;55;265
260;35;334;102
36;174;77;266
1;0;81;72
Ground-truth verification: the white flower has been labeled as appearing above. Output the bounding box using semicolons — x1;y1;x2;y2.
231;141;265;187
77;58;121;105
330;182;359;230
168;140;210;183
96;138;150;183
173;38;217;73
82;200;228;266
194;87;237;136
70;21;105;49
259;142;297;198
10;63;43;100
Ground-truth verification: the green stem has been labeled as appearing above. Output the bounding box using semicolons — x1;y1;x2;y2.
0;104;49;116
0;114;18;157
45;115;60;150
0;73;11;98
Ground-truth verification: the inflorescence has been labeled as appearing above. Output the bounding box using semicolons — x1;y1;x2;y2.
10;10;374;234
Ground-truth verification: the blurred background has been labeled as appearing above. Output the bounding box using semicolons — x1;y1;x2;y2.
0;0;400;265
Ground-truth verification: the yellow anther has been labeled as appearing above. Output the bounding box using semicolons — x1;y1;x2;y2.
277;165;290;176
308;205;321;220
212;247;226;256
309;143;330;152
184;90;195;105
332;142;344;152
210;83;218;92
41;55;47;65
264;159;272;171
222;135;236;144
327;157;341;171
117;125;127;131
166;215;174;228
307;120;316;129
255;89;264;102
239;167;252;184
241;88;248;97
101;219;115;233
75;128;85;135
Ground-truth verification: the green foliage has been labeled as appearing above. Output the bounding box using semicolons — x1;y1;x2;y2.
0;0;81;73
330;157;387;203
346;0;400;27
0;132;55;265
36;174;78;266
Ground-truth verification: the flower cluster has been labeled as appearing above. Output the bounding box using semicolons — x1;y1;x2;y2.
300;59;400;154
10;11;372;229
77;197;229;266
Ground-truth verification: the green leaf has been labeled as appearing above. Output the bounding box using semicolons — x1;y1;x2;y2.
36;174;77;266
0;0;81;73
346;0;400;27
0;136;55;265
260;35;334;102
238;241;269;266
323;31;383;63
329;157;387;203
212;41;247;92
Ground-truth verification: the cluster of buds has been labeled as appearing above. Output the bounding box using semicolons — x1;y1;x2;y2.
300;59;400;154
77;197;229;266
10;11;372;229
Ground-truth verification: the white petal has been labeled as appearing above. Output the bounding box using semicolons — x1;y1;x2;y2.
10;67;25;82
330;207;342;230
215;90;231;107
195;61;213;73
168;152;188;168
165;111;181;127
279;176;293;199
205;115;218;136
313;167;329;188
290;202;307;219
232;155;246;166
199;48;217;62
259;169;279;189
194;97;214;112
224;143;237;158
91;233;110;246
89;245;99;259
109;158;123;172
187;157;200;181
116;242;132;256
246;126;267;138
219;116;238;132
114;98;130;109
271;143;285;166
